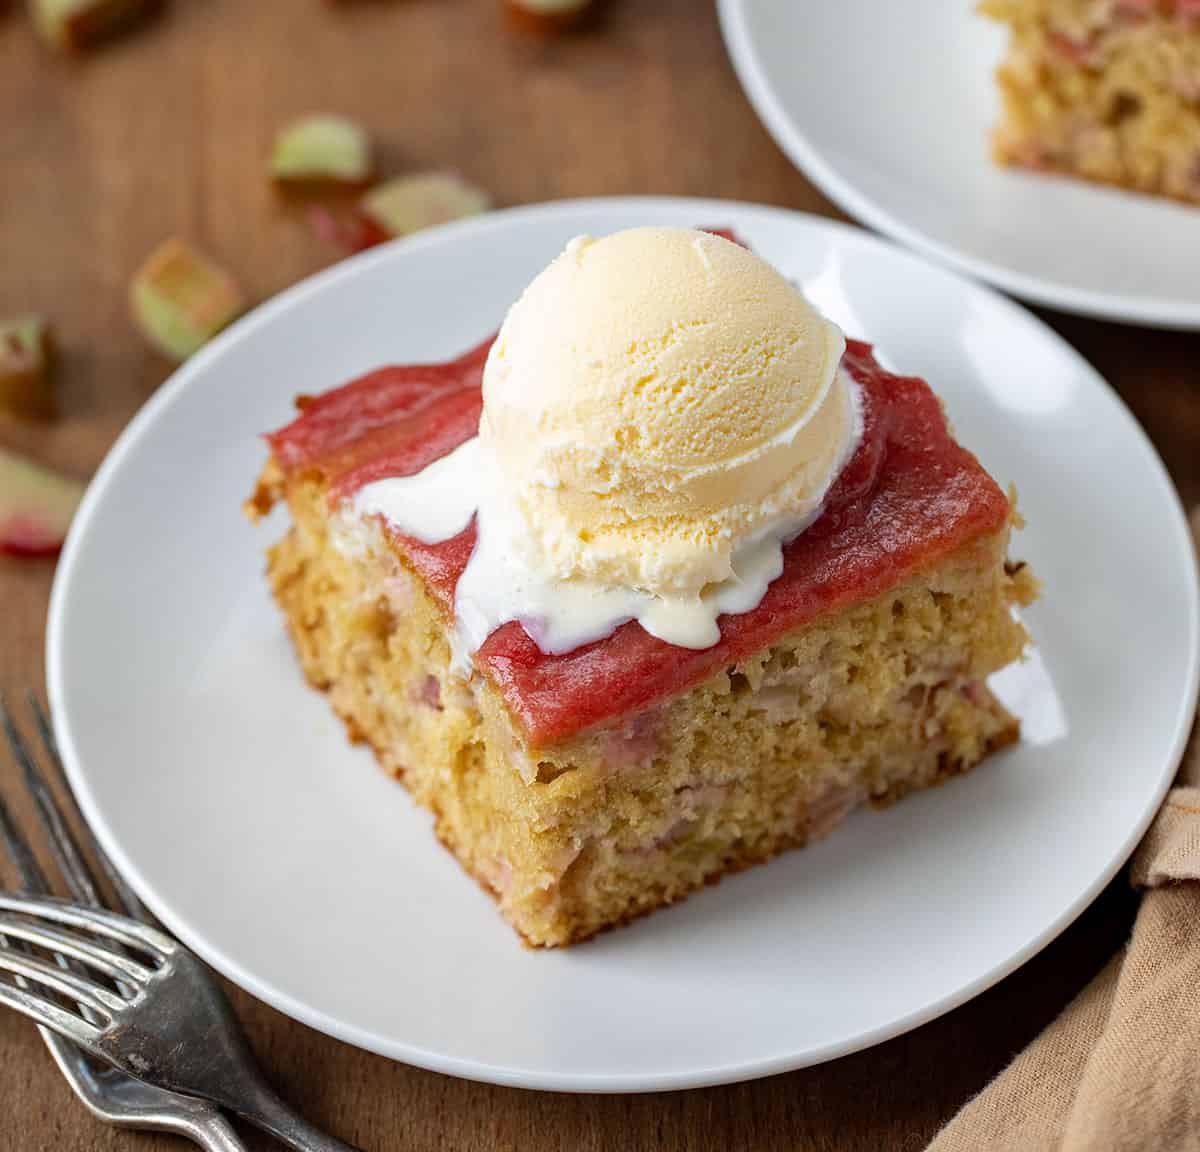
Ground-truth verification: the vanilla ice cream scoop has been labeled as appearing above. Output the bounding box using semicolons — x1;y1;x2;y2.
479;227;854;596
352;226;861;661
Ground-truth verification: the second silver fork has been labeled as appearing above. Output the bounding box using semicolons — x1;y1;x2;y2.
0;696;246;1152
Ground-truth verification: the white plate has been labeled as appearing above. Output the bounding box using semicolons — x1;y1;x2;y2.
718;0;1200;329
48;198;1198;1092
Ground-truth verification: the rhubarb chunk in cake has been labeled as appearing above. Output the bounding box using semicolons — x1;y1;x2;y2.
247;228;1036;947
982;0;1200;204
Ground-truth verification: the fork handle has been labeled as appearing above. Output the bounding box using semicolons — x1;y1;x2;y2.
226;1080;362;1152
40;1026;250;1152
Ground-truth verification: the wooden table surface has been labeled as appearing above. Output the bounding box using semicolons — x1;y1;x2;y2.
1;2;1196;1148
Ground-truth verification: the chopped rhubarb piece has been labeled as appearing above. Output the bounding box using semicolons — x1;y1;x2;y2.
357;173;491;242
310;176;490;255
308;204;390;255
33;0;160;52
0;449;84;557
270;115;373;188
0;316;55;419
130;238;244;363
505;0;594;34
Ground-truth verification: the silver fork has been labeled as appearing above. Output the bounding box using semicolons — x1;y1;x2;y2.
0;697;360;1152
0;697;245;1151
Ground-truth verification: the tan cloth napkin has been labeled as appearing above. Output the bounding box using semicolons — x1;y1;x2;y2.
927;508;1200;1152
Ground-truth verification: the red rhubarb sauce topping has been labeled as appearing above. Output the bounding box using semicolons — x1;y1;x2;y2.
268;337;1008;749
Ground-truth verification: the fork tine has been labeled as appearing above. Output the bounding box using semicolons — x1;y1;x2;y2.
0;978;103;1049
0;790;51;895
17;697;144;1004
1;696;100;908
0;941;125;1016
0;913;153;985
0;786;115;1024
27;695;148;920
0;893;175;959
1;705;252;1152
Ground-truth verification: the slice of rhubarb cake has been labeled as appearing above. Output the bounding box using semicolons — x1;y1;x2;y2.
982;0;1200;204
247;227;1036;947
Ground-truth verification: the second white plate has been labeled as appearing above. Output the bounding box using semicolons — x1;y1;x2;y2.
719;0;1200;329
48;198;1198;1091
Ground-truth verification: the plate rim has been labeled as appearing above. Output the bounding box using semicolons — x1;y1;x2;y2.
716;0;1200;331
46;195;1200;1092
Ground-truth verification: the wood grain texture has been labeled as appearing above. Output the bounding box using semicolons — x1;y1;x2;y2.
0;1;1195;1148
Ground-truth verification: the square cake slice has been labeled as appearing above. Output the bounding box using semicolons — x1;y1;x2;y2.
248;335;1036;947
982;0;1200;204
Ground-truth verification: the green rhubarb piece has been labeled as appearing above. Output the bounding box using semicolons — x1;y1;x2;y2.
0;448;84;557
359;173;491;240
0;315;54;419
130;238;244;363
33;0;158;52
271;115;373;185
